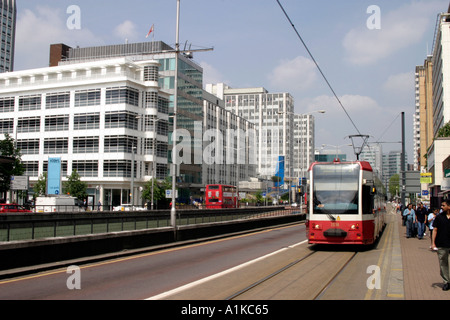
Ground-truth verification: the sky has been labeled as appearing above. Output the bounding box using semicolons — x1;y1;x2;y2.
13;0;450;161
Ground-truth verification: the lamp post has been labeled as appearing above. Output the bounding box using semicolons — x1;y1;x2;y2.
151;118;162;210
171;0;180;229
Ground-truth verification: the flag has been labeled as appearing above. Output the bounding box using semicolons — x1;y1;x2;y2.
146;24;154;38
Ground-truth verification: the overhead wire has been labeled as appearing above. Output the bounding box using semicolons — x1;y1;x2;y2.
275;0;362;136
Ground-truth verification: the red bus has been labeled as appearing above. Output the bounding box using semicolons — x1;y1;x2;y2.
205;184;238;209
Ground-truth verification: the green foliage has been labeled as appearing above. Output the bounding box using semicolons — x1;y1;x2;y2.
437;121;450;138
63;170;87;200
33;172;47;197
0;133;24;198
389;174;400;197
141;176;172;205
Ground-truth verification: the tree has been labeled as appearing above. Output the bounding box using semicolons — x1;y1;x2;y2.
389;174;400;198
0;133;24;200
63;170;87;201
33;172;47;197
437;121;450;138
141;176;172;208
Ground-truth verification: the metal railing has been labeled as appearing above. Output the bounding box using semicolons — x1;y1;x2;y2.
0;207;304;242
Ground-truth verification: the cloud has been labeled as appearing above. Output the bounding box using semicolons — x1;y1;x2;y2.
383;71;414;94
15;6;102;70
343;1;445;66
114;20;138;42
302;94;380;115
200;61;230;87
268;56;318;92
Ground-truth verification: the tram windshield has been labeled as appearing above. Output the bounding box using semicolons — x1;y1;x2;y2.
312;163;360;215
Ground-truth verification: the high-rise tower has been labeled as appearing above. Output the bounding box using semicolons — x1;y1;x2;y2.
0;0;16;73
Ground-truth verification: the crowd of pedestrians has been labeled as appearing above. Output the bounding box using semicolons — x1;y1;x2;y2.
399;200;450;291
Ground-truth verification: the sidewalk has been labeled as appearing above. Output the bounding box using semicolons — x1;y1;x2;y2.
397;213;450;300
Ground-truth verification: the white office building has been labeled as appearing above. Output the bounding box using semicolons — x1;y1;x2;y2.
205;83;295;182
0;57;170;208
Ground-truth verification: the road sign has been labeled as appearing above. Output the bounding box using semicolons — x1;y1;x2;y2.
420;172;432;184
405;171;420;193
11;176;28;190
165;189;178;199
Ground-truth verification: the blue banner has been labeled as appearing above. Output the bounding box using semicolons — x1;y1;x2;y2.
275;156;285;188
47;157;61;195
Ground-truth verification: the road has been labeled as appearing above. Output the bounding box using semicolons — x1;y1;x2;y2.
0;212;401;301
0;223;306;300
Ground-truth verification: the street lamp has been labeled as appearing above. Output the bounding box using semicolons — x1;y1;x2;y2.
171;0;180;229
150;117;162;210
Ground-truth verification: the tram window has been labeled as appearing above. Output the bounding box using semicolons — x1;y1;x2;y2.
362;185;374;214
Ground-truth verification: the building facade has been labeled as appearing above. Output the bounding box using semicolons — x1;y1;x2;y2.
432;12;450;138
0;58;170;208
206;83;296;183
55;41;256;199
0;0;16;73
293;113;315;181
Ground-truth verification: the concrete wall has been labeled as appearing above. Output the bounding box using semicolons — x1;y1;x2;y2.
0;213;304;273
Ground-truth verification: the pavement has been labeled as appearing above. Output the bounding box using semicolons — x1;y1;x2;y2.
397;211;450;300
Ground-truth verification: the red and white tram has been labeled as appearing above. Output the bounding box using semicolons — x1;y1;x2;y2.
306;160;386;245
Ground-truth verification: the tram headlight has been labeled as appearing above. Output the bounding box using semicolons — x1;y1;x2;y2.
313;224;322;230
350;224;359;230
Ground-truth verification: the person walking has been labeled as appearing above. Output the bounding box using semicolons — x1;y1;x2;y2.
431;200;450;291
415;202;427;240
428;208;438;249
403;203;416;238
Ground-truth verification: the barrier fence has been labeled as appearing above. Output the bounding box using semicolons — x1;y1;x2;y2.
0;206;304;242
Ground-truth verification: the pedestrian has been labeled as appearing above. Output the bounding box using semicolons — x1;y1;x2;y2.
431;200;450;291
428;208;438;249
403;203;416;238
415;202;427;240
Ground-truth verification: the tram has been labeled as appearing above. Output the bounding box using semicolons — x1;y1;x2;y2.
306;159;386;245
205;184;239;209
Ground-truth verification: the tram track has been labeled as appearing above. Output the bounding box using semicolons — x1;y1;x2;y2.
226;249;359;300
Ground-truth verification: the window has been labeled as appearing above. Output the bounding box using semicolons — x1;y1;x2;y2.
144;65;159;81
17;117;40;133
46;92;70;109
104;135;137;153
0;118;13;134
158;96;169;114
19;95;41;111
23;161;39;177
45;115;69;131
143;91;157;109
105;111;138;129
73;137;99;153
44;138;68;154
73;113;100;130
74;89;101;107
0;97;14;112
17;139;39;155
103;160;134;178
106;86;139;106
72;161;98;177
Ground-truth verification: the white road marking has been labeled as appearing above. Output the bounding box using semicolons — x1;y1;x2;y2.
145;239;308;300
